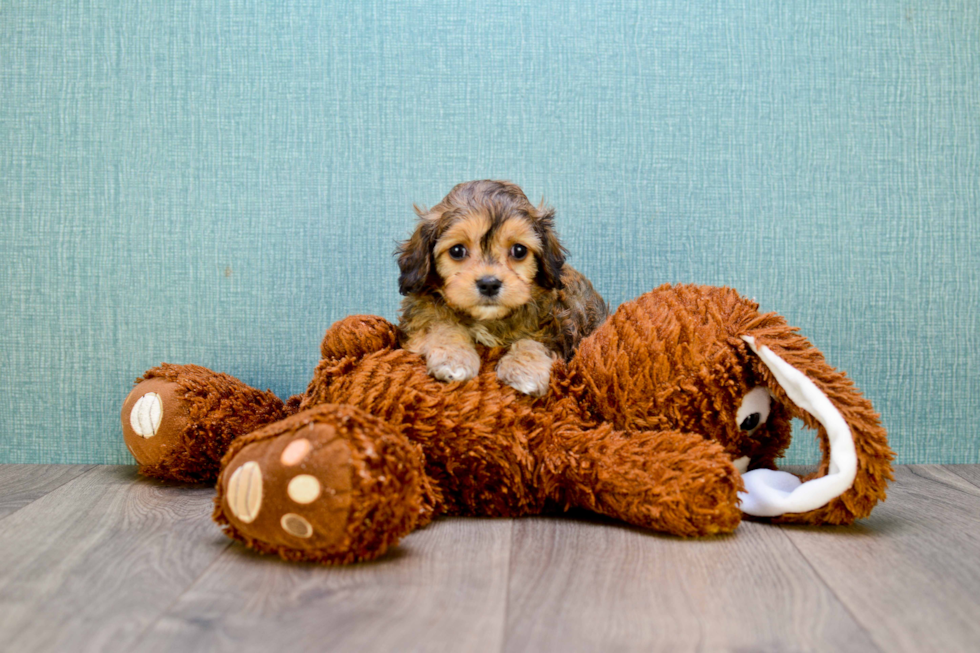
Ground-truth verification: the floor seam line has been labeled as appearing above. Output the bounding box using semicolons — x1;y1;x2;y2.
904;465;980;500
928;464;980;494
499;518;515;653
780;525;885;653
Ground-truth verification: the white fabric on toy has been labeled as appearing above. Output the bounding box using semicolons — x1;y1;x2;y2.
738;336;857;517
736;386;771;430
129;392;162;438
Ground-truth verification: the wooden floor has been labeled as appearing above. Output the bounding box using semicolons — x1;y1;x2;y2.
1;465;979;652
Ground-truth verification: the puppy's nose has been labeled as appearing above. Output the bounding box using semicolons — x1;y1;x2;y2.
476;276;503;297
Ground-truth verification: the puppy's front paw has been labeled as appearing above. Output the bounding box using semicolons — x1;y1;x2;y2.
425;346;481;383
496;339;555;397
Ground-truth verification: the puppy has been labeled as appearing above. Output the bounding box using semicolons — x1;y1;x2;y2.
396;180;608;396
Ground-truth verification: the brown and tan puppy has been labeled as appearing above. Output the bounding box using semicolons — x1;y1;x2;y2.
396;180;607;396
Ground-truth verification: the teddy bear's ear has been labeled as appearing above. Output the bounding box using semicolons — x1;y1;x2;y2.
396;206;441;296
737;330;894;525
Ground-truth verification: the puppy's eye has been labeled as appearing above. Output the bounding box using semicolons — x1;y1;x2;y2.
510;244;528;260
448;245;467;260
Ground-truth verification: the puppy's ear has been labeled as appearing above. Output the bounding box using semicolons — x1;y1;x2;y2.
396;206;440;296
532;205;567;290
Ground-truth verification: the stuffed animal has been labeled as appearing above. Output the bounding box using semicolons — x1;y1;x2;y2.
121;284;893;564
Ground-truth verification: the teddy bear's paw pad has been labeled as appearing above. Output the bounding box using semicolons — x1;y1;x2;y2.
280;513;314;538
281;438;312;466
218;423;354;551
129;393;163;438
226;461;263;523
287;475;321;503
121;377;192;468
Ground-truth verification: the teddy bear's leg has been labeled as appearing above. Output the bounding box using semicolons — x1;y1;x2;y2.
213;404;431;564
121;364;288;483
552;425;743;537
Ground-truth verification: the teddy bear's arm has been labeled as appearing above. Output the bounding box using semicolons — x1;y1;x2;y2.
546;423;743;537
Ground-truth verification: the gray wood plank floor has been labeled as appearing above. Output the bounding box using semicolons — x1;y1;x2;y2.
0;464;93;520
1;464;978;653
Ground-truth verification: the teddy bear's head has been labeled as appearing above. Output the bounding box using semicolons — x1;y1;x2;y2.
569;284;893;523
569;285;791;467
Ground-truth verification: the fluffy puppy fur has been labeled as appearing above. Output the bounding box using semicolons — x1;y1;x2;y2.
396;180;608;396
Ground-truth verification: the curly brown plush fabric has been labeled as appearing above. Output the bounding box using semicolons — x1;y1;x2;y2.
121;363;287;483
297;321;745;534
568;285;893;526
122;284;893;563
213;404;429;564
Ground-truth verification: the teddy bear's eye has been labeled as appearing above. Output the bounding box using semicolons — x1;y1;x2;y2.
736;386;771;432
510;244;528;260
448;245;467;260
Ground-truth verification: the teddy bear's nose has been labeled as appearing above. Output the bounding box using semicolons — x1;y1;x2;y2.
476;276;502;297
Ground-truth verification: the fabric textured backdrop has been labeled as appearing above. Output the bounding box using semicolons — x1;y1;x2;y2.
1;1;977;465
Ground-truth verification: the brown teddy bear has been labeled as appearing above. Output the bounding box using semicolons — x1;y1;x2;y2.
121;284;893;564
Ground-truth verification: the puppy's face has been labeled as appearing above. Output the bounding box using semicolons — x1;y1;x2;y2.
397;180;567;321
433;211;541;320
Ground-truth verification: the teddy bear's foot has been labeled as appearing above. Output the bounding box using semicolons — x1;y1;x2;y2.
214;404;429;564
122;375;198;481
121;364;288;483
218;421;355;551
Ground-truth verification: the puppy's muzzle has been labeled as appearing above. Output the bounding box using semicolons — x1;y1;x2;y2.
476;276;503;298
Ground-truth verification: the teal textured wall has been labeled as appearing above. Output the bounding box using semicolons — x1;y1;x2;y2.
2;1;977;465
